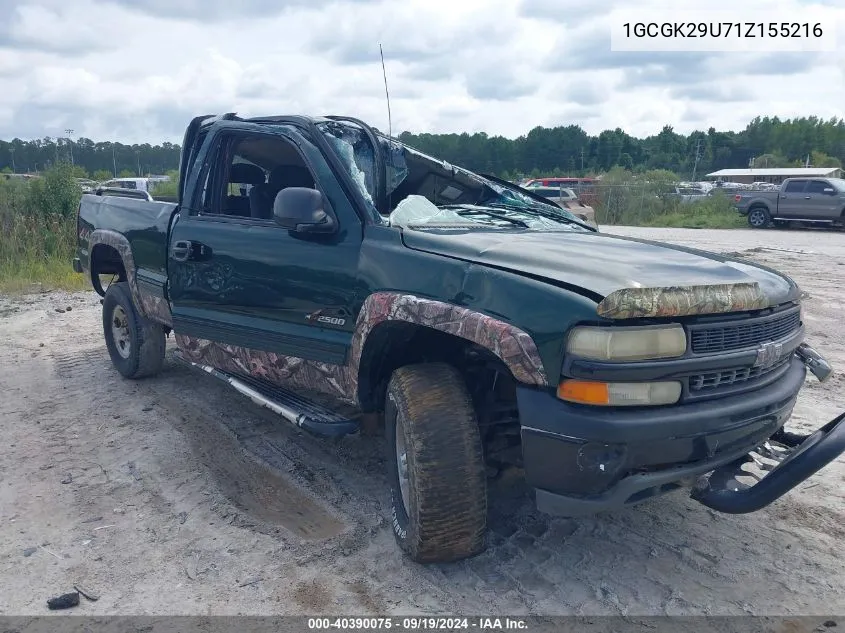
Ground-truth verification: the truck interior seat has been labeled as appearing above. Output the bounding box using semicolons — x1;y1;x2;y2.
226;163;265;217
249;164;315;220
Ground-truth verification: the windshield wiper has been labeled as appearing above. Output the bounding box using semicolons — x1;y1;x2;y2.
486;201;588;227
441;205;531;228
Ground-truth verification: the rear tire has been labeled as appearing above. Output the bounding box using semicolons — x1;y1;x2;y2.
384;363;487;563
103;281;166;379
747;207;772;229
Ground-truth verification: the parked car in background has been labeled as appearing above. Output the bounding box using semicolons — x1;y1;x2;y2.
662;184;709;204
530;186;597;228
98;177;152;192
733;177;845;229
523;177;600;205
751;181;779;191
76;178;98;193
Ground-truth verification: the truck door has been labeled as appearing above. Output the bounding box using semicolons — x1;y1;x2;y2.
776;179;808;218
166;125;362;366
803;180;838;220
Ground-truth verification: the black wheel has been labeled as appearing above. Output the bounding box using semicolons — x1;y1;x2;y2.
747;207;772;229
384;363;487;563
103;281;166;379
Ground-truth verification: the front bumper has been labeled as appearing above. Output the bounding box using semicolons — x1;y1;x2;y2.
517;344;843;517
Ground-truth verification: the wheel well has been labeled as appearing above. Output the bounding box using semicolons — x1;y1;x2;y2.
90;244;127;296
749;203;769;212
357;322;516;412
357;322;522;468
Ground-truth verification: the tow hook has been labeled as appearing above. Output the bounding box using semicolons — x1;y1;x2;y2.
795;343;833;382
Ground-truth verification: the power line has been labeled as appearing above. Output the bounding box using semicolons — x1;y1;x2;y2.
65;129;74;165
691;138;703;181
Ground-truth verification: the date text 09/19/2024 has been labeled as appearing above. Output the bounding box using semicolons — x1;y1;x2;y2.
307;617;528;631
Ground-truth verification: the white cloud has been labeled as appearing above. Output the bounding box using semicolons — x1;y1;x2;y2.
0;0;843;143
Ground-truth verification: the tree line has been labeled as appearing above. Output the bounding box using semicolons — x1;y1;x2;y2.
2;115;843;181
0;137;180;180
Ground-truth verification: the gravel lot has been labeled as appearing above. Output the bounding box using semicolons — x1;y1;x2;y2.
0;226;843;616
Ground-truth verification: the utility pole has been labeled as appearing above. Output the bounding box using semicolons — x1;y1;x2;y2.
136;150;141;177
691;138;703;181
112;145;117;177
580;147;585;171
65;129;74;165
9;147;15;173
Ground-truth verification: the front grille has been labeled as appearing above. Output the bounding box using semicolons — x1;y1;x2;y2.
690;308;801;354
689;358;789;392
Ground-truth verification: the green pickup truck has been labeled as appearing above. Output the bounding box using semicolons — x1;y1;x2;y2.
74;113;845;563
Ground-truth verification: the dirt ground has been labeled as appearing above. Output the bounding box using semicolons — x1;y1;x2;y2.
0;226;843;616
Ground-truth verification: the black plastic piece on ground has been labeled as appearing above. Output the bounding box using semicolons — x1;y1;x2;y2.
691;410;845;514
47;592;80;610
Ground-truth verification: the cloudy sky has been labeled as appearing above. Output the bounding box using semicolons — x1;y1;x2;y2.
1;0;843;144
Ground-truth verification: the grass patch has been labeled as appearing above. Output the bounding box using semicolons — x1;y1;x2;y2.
0;164;85;295
0;256;88;294
641;203;747;229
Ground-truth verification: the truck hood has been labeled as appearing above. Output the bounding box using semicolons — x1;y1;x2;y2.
401;229;801;316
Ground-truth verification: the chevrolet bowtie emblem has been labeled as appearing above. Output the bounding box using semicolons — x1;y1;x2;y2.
753;341;783;369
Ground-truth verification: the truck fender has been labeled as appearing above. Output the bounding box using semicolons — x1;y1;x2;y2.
348;292;549;393
88;229;171;327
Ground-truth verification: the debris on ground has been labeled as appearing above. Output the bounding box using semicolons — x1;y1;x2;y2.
46;591;80;610
74;584;100;601
22;547;37;557
238;576;263;588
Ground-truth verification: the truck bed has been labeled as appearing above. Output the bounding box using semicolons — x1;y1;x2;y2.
78;194;177;281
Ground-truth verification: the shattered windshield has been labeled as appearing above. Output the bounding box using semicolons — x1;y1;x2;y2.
319;119;591;232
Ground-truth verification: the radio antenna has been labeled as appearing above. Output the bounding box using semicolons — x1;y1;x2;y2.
379;43;395;215
379;43;392;140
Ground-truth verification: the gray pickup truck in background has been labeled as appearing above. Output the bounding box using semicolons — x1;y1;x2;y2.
733;177;845;229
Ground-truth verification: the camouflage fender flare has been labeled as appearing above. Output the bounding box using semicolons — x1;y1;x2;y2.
348;292;549;390
88;229;172;327
595;282;770;320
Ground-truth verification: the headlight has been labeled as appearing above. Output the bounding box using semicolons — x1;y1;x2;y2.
566;325;687;361
558;379;682;406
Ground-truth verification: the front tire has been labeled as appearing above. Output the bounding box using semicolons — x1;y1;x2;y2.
747;207;772;229
384;363;487;563
103;281;166;379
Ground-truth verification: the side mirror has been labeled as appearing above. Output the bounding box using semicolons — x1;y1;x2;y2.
273;187;337;234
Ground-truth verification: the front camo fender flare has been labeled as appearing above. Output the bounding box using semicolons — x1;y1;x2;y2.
348;292;549;395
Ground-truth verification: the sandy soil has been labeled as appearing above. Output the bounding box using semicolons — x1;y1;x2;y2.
0;226;843;616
